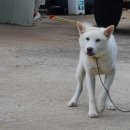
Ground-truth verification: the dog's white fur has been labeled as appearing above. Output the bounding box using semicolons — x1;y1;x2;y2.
68;21;117;118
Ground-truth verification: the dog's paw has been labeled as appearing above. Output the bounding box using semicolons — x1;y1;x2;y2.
105;103;116;111
68;101;77;107
88;111;98;118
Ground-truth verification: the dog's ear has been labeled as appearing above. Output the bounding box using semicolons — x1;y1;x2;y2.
104;25;114;37
77;21;86;35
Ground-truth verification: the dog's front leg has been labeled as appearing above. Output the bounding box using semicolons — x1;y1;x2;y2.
87;73;98;118
98;71;115;113
105;96;116;111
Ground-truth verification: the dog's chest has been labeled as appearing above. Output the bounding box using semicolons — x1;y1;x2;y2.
85;58;113;75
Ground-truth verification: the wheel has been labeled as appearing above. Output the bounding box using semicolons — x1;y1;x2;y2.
94;0;123;27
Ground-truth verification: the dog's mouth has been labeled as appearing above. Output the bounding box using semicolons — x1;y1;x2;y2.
87;52;96;56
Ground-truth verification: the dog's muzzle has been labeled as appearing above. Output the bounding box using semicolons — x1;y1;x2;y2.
86;47;95;56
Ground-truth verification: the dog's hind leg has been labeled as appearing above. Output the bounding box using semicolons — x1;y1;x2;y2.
68;63;85;107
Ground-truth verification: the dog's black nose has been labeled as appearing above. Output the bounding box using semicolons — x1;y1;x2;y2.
87;47;93;52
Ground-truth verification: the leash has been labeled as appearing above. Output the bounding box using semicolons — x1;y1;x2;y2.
95;58;130;112
49;15;77;23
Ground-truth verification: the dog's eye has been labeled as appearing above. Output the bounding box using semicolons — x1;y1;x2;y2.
86;38;89;41
96;39;101;42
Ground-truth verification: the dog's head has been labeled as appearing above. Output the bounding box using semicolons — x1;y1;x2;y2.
77;21;114;58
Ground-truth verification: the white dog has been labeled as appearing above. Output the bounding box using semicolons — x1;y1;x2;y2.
68;21;117;118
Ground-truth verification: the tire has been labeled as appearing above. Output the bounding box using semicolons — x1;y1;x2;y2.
94;0;123;27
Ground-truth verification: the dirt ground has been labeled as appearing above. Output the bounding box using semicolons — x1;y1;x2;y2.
0;10;130;130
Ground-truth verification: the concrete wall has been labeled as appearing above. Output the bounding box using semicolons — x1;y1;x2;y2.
0;0;35;26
